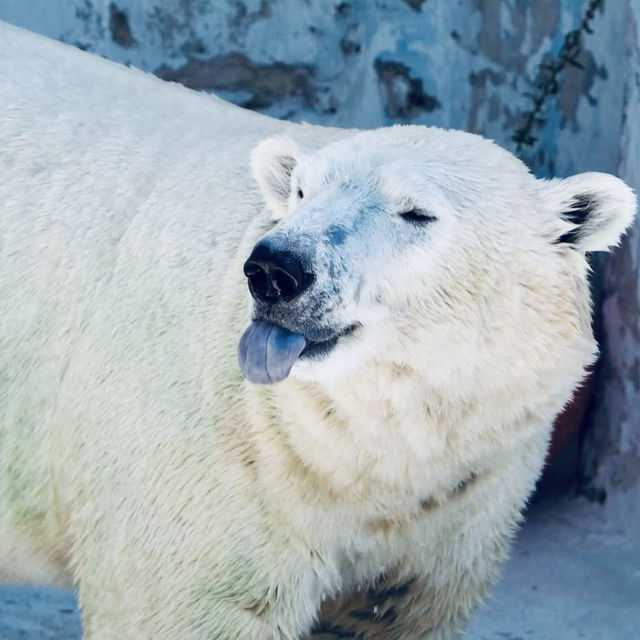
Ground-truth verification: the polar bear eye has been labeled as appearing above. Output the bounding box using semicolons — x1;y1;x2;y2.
297;189;304;200
399;208;437;224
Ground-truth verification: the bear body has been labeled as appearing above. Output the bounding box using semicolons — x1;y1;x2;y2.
0;22;636;639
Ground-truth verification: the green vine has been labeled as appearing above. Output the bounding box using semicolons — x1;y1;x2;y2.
513;0;605;152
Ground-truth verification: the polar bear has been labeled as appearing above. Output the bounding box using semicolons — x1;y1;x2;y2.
0;22;636;640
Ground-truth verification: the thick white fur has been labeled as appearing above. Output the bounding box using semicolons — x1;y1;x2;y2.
0;22;636;640
251;136;305;220
542;172;637;251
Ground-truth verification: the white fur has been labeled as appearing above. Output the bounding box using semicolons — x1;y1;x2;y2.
251;136;306;220
0;22;636;640
542;171;637;252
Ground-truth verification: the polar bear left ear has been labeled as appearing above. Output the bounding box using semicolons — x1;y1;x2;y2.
251;135;303;220
547;172;637;252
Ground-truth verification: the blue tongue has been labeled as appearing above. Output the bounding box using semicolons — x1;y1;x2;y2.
238;321;307;384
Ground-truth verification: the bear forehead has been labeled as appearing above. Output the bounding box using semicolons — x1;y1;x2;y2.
297;125;533;193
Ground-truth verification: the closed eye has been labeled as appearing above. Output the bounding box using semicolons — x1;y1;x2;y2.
399;208;437;224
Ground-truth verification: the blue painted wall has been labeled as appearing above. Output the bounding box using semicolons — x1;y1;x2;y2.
0;0;631;179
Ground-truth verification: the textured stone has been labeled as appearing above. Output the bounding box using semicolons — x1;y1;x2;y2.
374;59;441;119
156;53;316;110
580;1;640;539
109;3;135;48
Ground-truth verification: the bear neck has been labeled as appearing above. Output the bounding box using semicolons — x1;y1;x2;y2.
248;360;553;498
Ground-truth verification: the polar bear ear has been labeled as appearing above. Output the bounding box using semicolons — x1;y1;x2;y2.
251;135;303;220
547;172;637;252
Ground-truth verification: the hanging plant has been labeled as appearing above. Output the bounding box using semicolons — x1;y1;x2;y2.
513;0;605;152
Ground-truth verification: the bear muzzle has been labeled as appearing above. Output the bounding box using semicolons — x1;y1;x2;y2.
243;240;315;304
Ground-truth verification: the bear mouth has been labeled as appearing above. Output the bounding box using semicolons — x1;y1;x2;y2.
237;320;359;384
299;323;359;360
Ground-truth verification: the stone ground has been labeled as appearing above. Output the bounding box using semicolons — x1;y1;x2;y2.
466;496;640;640
1;496;638;640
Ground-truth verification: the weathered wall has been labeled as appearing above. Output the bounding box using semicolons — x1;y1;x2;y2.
580;0;640;540
0;0;625;175
0;0;638;533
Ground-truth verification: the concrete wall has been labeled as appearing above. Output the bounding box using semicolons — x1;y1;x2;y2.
0;0;624;175
580;1;640;540
0;0;638;534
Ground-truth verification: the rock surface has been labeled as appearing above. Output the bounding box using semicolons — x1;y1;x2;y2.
0;0;631;178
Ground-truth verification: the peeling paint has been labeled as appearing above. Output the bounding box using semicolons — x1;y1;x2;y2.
374;59;440;120
610;451;640;491
156;53;316;110
558;49;607;128
472;0;560;73
340;24;361;56
109;3;135;48
401;0;426;11
334;2;351;18
467;68;505;133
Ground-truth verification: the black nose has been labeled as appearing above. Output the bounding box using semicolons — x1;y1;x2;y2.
243;241;314;303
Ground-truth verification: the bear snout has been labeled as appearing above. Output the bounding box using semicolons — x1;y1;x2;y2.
244;239;315;304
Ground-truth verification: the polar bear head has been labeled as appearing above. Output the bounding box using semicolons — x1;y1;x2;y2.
239;126;635;399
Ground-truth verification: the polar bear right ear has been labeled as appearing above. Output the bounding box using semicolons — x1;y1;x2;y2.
251;135;303;220
544;172;637;252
